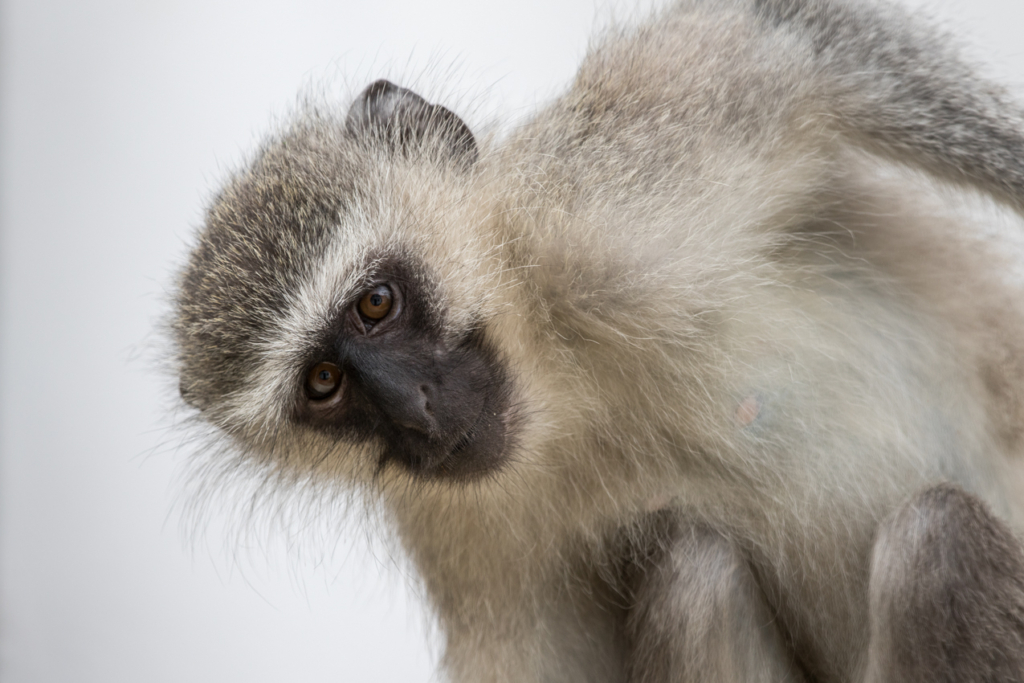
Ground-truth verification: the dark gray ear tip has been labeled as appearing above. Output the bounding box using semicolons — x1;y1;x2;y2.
347;79;429;133
363;79;399;98
357;79;412;111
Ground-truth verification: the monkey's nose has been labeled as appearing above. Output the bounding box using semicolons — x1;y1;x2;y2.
390;384;437;435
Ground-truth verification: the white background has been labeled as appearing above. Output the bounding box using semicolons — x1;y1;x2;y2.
2;1;1023;681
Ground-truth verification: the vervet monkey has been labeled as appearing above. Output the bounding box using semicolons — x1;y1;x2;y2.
172;0;1024;680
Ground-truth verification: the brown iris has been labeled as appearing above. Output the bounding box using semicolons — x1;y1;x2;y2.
359;284;393;320
306;362;341;399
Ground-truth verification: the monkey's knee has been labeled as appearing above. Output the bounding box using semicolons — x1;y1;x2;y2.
865;484;1024;683
625;521;802;683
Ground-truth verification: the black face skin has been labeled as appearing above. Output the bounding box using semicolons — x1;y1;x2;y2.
296;262;513;481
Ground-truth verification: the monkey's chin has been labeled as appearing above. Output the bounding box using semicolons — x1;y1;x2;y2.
381;410;510;482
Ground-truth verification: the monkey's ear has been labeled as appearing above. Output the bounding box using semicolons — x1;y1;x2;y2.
346;79;478;167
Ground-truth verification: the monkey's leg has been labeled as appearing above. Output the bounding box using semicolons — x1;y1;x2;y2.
864;484;1024;683
624;520;805;683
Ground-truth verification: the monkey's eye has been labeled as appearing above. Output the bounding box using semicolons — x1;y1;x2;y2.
358;285;393;320
306;362;342;399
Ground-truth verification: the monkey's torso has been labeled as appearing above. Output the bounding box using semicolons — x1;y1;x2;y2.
173;1;1024;681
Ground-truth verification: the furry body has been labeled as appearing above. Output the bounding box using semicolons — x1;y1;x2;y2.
174;0;1024;680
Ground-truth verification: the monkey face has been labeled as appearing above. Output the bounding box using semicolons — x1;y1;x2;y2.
293;258;515;480
173;81;521;483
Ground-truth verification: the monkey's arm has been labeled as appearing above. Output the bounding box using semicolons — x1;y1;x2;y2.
625;518;807;683
628;488;1024;683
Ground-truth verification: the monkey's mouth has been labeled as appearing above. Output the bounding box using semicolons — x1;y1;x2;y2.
382;404;510;481
448;412;483;456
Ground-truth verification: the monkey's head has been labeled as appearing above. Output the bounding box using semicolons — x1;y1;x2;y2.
173;81;526;486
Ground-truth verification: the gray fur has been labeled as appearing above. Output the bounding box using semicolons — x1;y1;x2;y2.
865;485;1024;682
172;0;1024;680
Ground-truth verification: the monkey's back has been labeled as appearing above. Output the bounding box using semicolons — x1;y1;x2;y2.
466;2;1024;678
